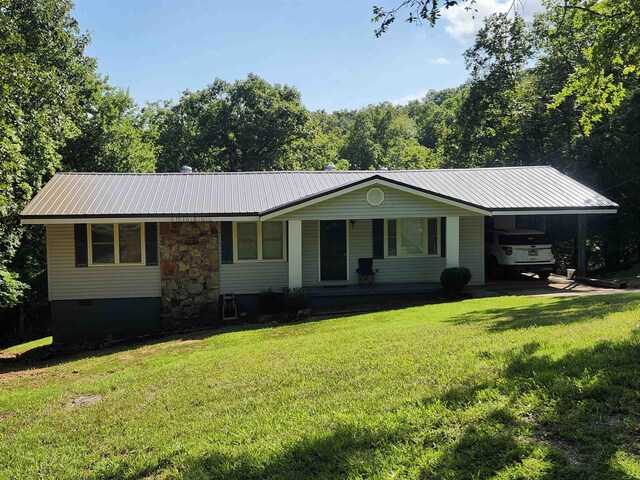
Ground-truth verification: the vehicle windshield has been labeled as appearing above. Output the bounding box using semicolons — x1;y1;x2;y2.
499;234;548;245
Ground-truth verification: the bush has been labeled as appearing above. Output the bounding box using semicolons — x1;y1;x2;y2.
259;289;281;314
440;267;471;294
284;287;308;318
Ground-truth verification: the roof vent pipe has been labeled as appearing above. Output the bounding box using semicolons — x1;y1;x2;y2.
323;164;336;171
378;167;389;172
180;165;193;174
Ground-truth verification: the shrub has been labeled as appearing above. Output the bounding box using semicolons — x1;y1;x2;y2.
440;267;471;294
259;289;281;314
284;287;308;318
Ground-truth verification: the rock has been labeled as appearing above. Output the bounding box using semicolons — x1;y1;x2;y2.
160;260;177;278
206;289;219;301
257;314;276;324
69;394;103;408
194;295;205;305
169;249;183;261
296;308;313;321
186;283;203;294
176;288;189;300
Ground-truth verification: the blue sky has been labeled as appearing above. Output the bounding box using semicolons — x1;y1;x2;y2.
72;0;540;111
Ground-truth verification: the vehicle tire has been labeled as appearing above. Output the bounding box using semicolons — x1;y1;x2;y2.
537;272;551;280
488;257;504;280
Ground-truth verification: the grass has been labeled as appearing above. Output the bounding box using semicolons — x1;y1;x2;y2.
0;336;52;357
1;294;640;479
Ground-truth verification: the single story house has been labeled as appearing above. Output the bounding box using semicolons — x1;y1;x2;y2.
21;166;617;343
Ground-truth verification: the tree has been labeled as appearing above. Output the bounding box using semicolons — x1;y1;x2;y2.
62;80;157;173
546;0;640;135
442;14;533;167
372;0;469;36
0;0;97;308
372;0;640;135
340;103;435;170
154;74;318;173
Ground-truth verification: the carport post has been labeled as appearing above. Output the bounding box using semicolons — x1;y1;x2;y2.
577;214;587;276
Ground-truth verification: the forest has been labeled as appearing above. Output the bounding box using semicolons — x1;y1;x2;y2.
1;0;639;341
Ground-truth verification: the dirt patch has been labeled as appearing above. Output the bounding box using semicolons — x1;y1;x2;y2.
0;411;14;421
69;394;103;408
0;366;51;383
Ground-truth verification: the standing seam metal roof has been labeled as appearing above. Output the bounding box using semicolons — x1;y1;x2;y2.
20;166;618;218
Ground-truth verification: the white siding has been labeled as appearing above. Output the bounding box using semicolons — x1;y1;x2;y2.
278;185;478;221
219;262;289;295
459;216;485;286
47;224;161;300
301;219;449;286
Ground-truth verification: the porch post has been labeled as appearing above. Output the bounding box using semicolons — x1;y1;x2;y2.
577;214;587;276
446;216;460;268
288;220;303;289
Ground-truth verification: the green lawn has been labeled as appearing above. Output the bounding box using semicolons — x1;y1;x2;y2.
2;295;640;479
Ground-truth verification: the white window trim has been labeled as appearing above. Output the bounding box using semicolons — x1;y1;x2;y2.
233;221;288;263
87;223;146;266
384;218;440;258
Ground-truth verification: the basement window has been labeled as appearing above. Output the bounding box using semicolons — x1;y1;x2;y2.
88;223;144;265
234;221;286;262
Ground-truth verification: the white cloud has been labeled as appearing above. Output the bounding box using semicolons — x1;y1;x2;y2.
441;0;544;42
431;57;453;66
391;89;430;105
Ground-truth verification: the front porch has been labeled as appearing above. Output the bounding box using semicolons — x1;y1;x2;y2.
285;215;479;290
305;281;442;297
305;281;443;310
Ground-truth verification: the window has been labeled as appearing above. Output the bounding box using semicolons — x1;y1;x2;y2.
234;221;286;262
401;218;424;255
91;224;115;264
89;223;144;265
237;222;258;260
119;224;142;263
262;222;285;260
386;218;439;257
387;220;397;257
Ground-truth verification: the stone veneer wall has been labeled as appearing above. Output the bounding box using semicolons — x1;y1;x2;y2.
159;222;220;329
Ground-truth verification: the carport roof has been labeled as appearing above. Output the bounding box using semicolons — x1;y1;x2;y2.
20;166;618;221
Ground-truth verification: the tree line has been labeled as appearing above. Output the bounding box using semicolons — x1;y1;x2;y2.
1;0;639;339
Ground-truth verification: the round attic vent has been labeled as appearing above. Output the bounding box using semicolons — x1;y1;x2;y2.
366;187;385;206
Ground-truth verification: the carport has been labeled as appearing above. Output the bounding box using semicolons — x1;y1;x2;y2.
486;211;609;282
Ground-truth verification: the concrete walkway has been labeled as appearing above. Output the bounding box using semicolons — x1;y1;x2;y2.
469;274;640;298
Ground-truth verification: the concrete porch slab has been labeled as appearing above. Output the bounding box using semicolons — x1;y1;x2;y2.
306;282;442;297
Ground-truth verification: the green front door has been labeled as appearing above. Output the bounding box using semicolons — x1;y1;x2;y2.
320;220;347;281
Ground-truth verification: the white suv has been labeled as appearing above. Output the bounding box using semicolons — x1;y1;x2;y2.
485;229;555;280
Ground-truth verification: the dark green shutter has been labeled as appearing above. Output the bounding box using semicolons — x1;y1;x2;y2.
145;223;158;265
74;224;88;267
372;219;384;259
221;221;233;264
440;217;446;258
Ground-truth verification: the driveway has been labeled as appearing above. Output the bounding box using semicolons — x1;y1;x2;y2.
470;273;640;298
